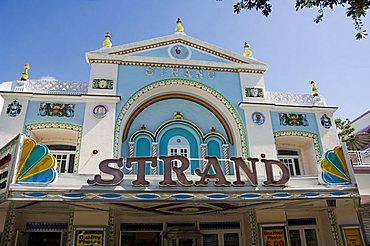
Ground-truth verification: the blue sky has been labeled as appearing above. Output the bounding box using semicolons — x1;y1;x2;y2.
0;0;369;120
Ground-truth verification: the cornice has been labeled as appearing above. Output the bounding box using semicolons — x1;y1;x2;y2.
239;101;338;113
0;91;121;103
86;53;267;74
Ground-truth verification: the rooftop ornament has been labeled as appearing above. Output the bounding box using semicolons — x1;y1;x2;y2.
311;80;319;97
175;18;185;34
102;32;112;48
20;64;30;81
243;42;252;57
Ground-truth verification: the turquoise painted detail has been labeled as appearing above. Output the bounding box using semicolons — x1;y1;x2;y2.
135;137;152;175
207;140;221;175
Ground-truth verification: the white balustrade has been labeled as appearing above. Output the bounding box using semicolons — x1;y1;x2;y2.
14;80;89;94
264;91;326;106
348;150;370;166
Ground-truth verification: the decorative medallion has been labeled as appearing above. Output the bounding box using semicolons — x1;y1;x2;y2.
319;146;351;185
320;114;332;129
15;138;58;185
6;100;22;117
38;103;75;117
93;105;108;119
279;113;308;126
169;44;191;59
251;112;265;125
245;88;263;98
92;79;113;89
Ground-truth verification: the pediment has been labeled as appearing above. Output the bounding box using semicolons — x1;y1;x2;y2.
87;34;267;69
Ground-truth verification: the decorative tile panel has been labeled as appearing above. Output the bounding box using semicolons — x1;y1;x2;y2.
245;88;263;98
92;79;113;89
38;103;75;118
279;113;308;126
6;100;22;117
320;114;332;129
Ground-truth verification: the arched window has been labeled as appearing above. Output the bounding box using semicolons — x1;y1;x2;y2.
168;136;190;172
26;125;80;174
158;124;201;175
275;135;318;176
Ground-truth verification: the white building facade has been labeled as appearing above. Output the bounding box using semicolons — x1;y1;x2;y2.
0;29;365;246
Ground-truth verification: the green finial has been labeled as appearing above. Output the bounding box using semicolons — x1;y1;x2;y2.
20;64;30;81
102;32;112;48
175;18;185;33
311;80;319;97
243;42;252;57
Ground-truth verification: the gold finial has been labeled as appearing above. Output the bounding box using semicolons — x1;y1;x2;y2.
174;112;183;119
20;64;30;81
102;32;112;48
175;18;185;34
243;42;252;57
311;80;319;97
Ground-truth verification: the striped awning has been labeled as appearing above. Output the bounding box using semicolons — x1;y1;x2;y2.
347;133;370;151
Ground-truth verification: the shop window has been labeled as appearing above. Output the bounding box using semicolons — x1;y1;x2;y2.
288;218;319;246
15;222;68;246
275;136;318;176
278;150;302;176
120;223;163;246
48;145;76;174
200;222;241;246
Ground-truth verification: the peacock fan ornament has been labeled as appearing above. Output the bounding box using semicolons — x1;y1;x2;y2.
15;138;58;185
102;32;112;48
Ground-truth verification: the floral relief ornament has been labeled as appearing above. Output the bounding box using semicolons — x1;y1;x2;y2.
251;112;265;125
6;100;22;117
320;114;332;129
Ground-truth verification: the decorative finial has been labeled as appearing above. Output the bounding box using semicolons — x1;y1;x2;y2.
174;112;183;119
243;42;252;57
175;18;185;34
20;64;30;81
311;80;319;97
210;127;216;132
141;124;146;130
102;32;112;48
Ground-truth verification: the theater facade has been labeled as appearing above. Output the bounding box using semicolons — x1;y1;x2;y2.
0;23;365;246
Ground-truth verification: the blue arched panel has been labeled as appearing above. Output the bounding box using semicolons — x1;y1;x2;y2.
133;136;152;175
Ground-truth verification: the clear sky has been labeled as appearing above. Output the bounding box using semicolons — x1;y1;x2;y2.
0;0;369;120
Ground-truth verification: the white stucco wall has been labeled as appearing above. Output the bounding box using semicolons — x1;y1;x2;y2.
239;72;265;102
0;97;29;147
88;63;119;95
78;101;116;174
315;112;340;154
